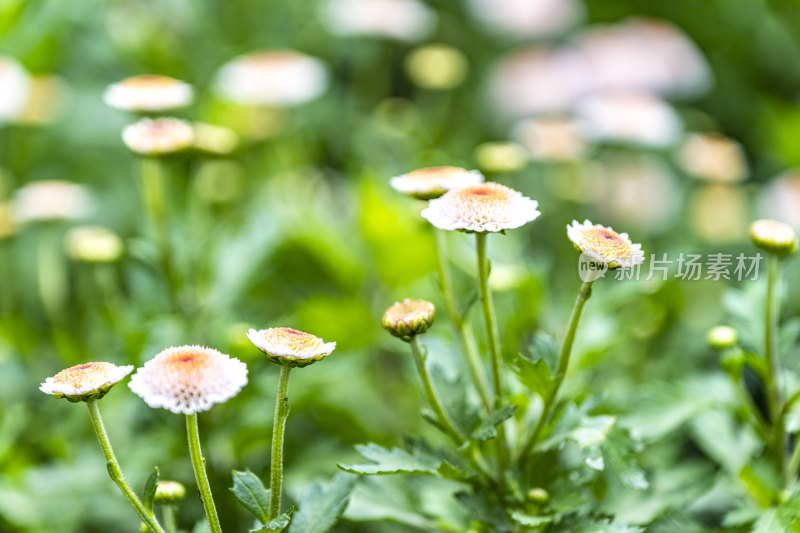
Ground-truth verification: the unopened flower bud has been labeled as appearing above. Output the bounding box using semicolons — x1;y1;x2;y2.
382;299;435;340
750;219;797;256
526;487;549;502
707;325;738;351
154;480;186;505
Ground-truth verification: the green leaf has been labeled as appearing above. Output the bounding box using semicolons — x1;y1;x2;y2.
689;410;761;473
510;511;554;527
231;469;271;524
471;404;516;441
528;331;559;372
252;509;293;532
143;466;160;514
338;443;442;476
514;354;554;400
287;473;357;533
436;461;469;481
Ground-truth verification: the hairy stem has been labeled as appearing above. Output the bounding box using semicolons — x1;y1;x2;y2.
475;232;510;472
433;229;492;410
764;255;788;484
520;280;593;459
270;365;292;519
86;399;165;533
186;413;222;533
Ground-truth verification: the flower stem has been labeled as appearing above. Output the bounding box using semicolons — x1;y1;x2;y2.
186;413;222;533
410;336;468;443
270;365;292;520
520;280;593;460
475;232;510;472
433;229;492;410
86;399;165;533
162;504;177;533
140;158;178;310
764;254;788;483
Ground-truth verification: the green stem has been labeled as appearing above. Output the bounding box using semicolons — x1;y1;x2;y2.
520;280;593;460
410;336;468;443
86;399;165;533
433;229;492;410
764;255;788;484
475;232;510;472
140;158;178;310
789;433;800;479
186;413;222;533
270;365;292;520
162;504;177;533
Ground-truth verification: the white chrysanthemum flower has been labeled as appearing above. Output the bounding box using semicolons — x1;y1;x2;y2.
467;0;584;39
13;180;93;223
122;117;194;155
66;225;124;263
421;182;541;233
321;0;436;42
390;166;485;200
679;133;747;183
576;18;711;99
247;327;336;368
513;117;587;162
215;50;328;107
575;89;681;148
567;220;644;268
40;362;133;402
489;47;590;117
0;55;31;122
128;345;248;415
103;74;193;113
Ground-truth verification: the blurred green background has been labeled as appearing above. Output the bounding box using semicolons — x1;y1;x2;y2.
3;0;800;531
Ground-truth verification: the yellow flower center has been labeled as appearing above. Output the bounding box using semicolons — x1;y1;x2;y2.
53;362;117;388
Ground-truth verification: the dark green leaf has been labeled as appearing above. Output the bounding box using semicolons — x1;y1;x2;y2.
338;443;441;476
514;354;554;400
231;469;271;523
528;331;559;373
471;404;516;441
252;509;293;532
287;473;357;533
143;466;159;514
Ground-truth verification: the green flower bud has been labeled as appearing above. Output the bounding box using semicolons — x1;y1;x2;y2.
382;299;435;340
154;480;186;505
750;219;797;256
526;487;549;503
707;325;738;351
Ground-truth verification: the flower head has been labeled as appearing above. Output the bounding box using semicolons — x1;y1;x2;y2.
750;219;798;256
247;327;336;368
66;225;124;263
679;133;747;183
103;74;193;113
128;345;248;414
13;180;93;223
40;362;133;402
122;118;194;155
390;166;484;200
575;89;681;148
215;50;328;107
421;182;540;233
707;325;738;351
382;299;435;340
154;481;186;505
321;0;436;42
567;220;644;268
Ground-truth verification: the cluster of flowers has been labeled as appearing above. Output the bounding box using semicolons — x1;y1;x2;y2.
39;327;335;532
